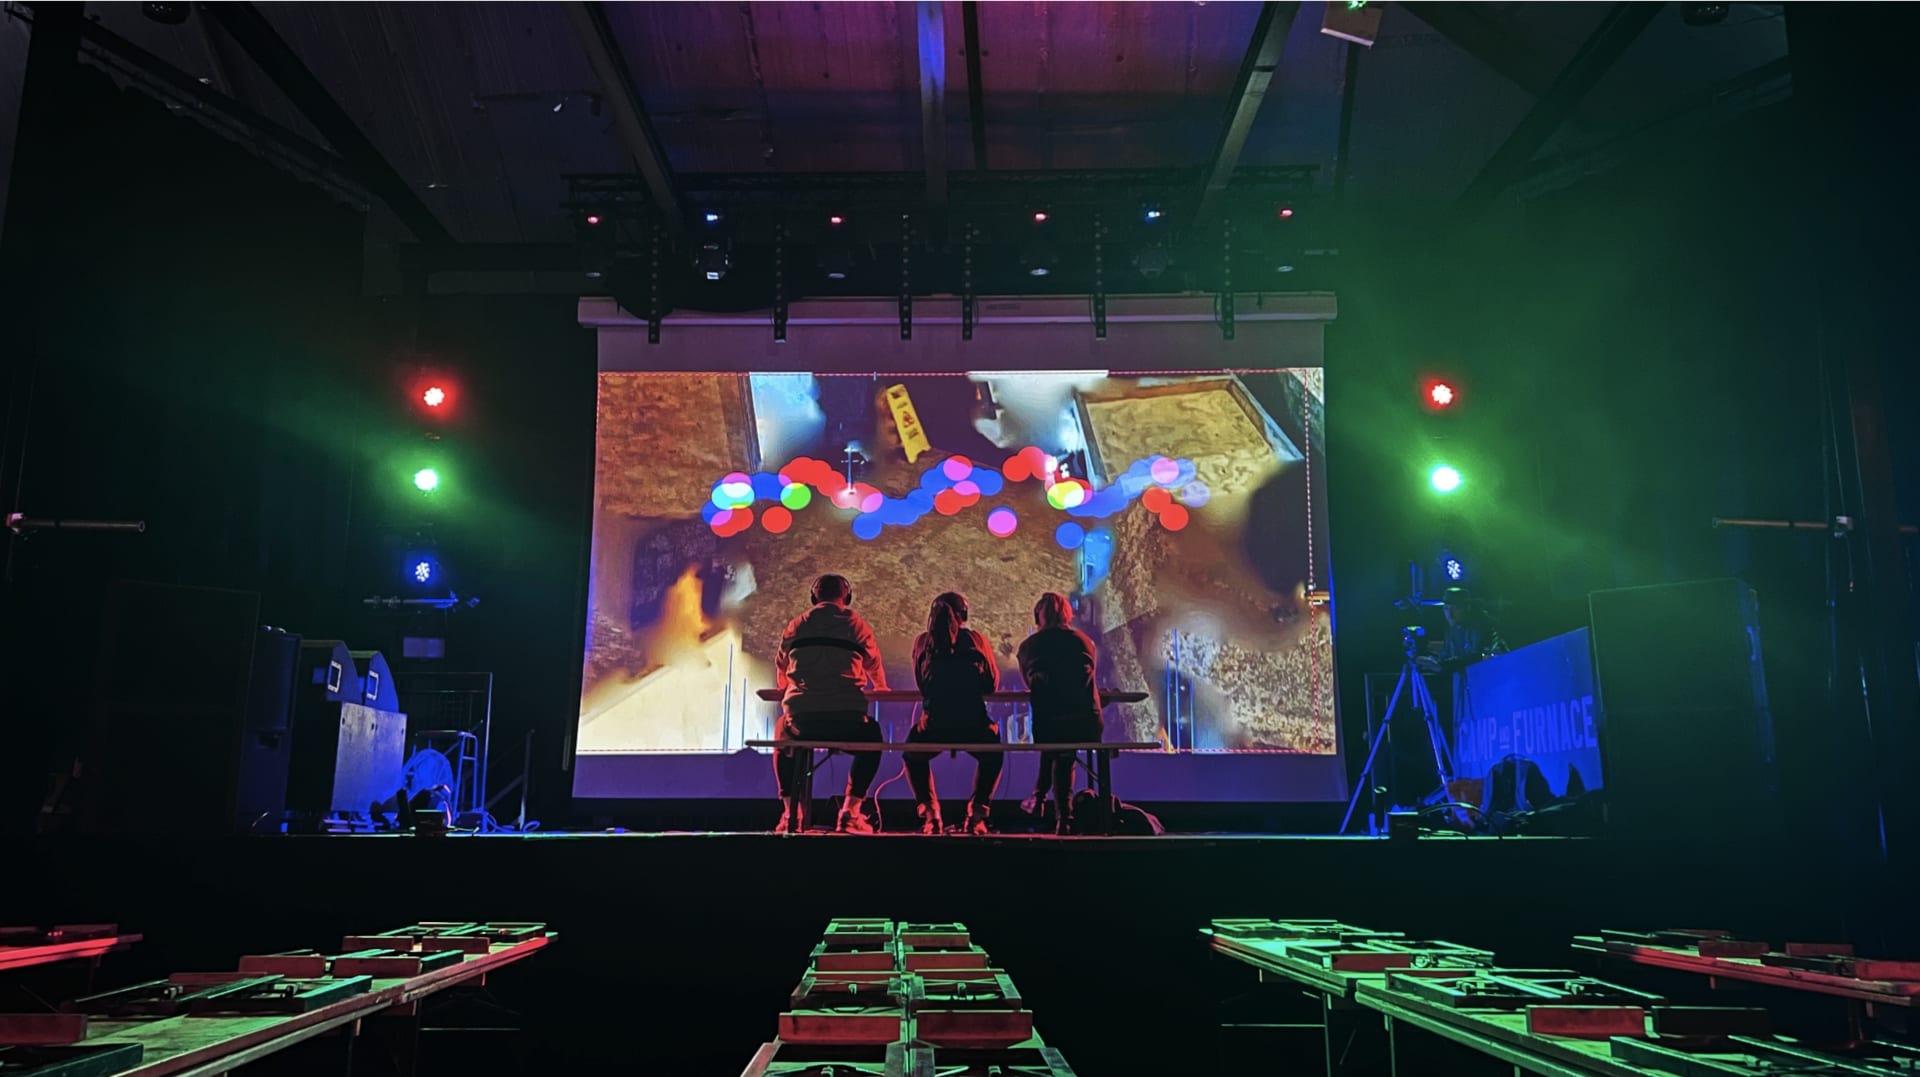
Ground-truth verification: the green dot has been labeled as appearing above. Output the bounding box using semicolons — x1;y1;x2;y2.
781;483;812;510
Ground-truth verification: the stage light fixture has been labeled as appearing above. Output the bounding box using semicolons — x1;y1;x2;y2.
1032;211;1049;224
585;214;602;226
1443;555;1465;582
141;2;189;24
422;385;447;408
1134;242;1172;279
1681;2;1729;25
702;211;722;225
695;239;732;282
1429;465;1461;493
1429;382;1455;407
413;467;441;493
1278;206;1296;219
1143;206;1164;222
819;218;855;280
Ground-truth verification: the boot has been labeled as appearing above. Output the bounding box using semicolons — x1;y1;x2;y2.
774;797;800;834
837;796;876;834
1054;802;1073;837
917;801;943;835
963;803;991;836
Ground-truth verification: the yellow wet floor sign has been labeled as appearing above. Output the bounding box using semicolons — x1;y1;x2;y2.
885;383;931;463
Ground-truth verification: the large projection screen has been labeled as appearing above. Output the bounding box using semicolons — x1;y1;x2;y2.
573;295;1343;802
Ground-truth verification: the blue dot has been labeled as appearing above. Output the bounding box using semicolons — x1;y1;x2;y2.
1055;522;1086;550
906;489;935;510
972;470;1004;496
700;501;723;523
919;468;953;492
751;472;784;499
1181;481;1212;507
852;515;884;541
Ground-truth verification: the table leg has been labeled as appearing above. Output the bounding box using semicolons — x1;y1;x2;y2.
1096;749;1116;833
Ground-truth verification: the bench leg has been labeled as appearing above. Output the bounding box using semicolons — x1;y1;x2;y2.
799;751;820;832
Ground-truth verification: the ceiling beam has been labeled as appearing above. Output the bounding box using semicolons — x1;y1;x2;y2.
961;1;988;170
561;2;684;233
72;17;360;198
916;0;949;206
399;243;582;275
1199;1;1301;223
1404;3;1558;97
1455;2;1664;220
199;3;454;247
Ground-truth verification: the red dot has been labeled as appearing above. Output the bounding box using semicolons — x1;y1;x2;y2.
1003;456;1031;483
1142;487;1172;513
762;506;792;533
1159;504;1189;531
934;489;963;516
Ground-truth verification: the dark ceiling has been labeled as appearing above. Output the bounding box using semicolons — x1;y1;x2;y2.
3;2;1789;289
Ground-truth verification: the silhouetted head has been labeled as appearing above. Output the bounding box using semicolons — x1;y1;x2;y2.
927;591;969;653
1034;592;1072;629
811;574;853;607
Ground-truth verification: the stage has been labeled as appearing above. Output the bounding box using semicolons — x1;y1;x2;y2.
5;830;1854;1076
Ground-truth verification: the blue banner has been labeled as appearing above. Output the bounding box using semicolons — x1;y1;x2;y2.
1454;628;1603;797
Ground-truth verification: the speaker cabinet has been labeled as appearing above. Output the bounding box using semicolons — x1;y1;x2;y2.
1588;578;1778;837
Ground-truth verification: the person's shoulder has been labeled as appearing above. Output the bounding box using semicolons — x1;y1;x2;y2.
965;627;992;648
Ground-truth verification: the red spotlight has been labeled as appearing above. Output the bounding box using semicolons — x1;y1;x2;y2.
585;214;602;226
423;385;448;408
1425;380;1457;409
829;215;845;227
1278;206;1295;219
1032;211;1049;224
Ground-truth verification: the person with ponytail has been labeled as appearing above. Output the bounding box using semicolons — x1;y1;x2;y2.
1016;592;1102;835
904;592;1003;834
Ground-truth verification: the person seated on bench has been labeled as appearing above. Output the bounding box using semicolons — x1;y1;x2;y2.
1016;592;1103;836
773;573;889;834
905;592;1003;835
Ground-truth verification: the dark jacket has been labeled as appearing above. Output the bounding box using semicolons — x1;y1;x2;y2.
776;602;887;715
912;628;998;726
1016;626;1102;732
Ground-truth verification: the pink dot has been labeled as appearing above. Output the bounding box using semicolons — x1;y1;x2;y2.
942;456;973;481
723;471;750;487
859;491;884;514
987;508;1018;537
1150;457;1180;485
954;480;979;498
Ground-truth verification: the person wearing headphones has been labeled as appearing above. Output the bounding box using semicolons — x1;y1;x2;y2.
773;573;889;833
904;592;1002;835
1016;592;1102;836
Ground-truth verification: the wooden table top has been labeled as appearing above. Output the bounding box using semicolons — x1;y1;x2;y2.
754;688;1149;704
746;740;1161;753
0;933;143;973
82;935;552;1077
1572;936;1920;1006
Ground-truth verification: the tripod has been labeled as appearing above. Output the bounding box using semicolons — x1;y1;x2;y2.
1339;630;1457;834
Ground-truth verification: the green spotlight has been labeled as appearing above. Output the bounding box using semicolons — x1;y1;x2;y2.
413;467;441;492
1429;465;1461;493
